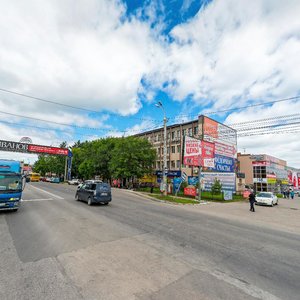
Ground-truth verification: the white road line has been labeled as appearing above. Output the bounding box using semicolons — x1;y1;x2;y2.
27;185;64;199
22;198;54;202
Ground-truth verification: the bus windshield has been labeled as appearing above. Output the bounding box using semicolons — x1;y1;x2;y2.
0;174;22;192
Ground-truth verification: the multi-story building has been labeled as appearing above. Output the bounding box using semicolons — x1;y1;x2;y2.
238;153;288;193
135;115;237;192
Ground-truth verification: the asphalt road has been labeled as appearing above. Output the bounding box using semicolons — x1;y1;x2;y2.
0;182;299;300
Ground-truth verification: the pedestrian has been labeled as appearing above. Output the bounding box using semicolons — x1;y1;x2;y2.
286;189;290;199
150;183;154;193
249;190;256;212
283;190;286;198
291;190;295;200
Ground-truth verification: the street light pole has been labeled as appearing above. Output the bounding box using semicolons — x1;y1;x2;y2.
155;101;168;196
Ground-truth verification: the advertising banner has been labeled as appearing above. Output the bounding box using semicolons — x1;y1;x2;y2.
183;137;215;167
213;155;235;172
183;136;202;166
184;187;196;196
28;145;69;156
215;141;236;158
201;141;215;167
0;139;70;156
201;172;235;192
224;190;233;201
173;177;182;193
188;176;198;186
203;117;218;140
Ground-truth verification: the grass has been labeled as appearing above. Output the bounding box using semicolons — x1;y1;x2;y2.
135;187;246;204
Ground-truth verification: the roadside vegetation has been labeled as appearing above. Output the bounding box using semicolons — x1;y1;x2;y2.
33;137;156;183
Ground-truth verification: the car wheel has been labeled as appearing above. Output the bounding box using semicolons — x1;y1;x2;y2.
276;200;279;205
271;201;274;207
75;193;79;201
87;197;93;206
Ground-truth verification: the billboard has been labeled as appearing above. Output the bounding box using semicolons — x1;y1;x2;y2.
183;136;202;166
183;136;215;167
201;172;236;192
208;154;235;172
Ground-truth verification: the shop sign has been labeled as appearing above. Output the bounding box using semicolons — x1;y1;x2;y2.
252;161;269;166
253;178;267;183
267;178;276;184
155;170;181;177
213;155;234;172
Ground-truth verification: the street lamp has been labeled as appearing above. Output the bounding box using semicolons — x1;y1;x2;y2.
155;101;168;196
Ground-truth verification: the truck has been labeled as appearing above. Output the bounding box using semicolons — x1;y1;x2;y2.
0;160;25;211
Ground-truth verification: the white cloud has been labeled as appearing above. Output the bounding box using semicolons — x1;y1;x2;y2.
153;0;300;108
0;0;161;116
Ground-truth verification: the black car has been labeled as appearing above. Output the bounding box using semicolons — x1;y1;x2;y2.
75;182;112;205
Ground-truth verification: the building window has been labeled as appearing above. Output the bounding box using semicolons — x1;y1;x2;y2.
194;127;198;136
167;161;170;169
171;146;175;153
182;129;186;136
158;134;161;142
188;128;192;136
177;145;181;153
171;160;175;169
176;160;180;168
171;131;175;140
177;130;180;138
167;147;170;154
157;161;161;169
167;132;170;140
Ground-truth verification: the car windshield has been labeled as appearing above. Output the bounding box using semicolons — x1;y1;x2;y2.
0;174;22;192
257;192;272;198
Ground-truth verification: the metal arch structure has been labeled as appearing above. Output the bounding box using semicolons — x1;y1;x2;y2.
0;139;73;180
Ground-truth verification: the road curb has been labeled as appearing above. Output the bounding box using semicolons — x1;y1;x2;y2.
113;188;209;205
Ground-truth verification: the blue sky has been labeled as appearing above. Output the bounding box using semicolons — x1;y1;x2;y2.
0;0;300;166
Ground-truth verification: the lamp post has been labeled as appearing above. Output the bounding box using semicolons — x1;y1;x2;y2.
155;101;168;196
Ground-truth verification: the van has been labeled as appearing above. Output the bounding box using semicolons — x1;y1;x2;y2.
75;182;111;205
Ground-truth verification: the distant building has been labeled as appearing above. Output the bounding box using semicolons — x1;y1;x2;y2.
237;153;288;193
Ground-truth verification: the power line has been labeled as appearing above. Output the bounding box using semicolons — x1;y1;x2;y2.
0;87;159;123
169;96;300;121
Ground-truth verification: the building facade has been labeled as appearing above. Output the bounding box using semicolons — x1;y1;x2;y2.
237;153;288;193
135;115;237;192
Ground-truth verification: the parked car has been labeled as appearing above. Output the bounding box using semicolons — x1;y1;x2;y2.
255;192;278;206
40;177;47;182
51;177;60;183
75;181;111;205
68;178;80;185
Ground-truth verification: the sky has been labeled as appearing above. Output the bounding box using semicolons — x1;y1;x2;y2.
0;0;300;167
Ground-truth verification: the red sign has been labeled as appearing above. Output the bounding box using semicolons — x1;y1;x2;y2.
201;141;215;167
28;145;69;156
252;161;269;166
184;187;196;196
183;136;202;166
243;190;251;198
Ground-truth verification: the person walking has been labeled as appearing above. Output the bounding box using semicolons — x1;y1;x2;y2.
249;190;256;212
291;190;295;200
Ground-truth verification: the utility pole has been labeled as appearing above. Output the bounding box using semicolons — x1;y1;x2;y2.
156;101;168;196
163;113;167;196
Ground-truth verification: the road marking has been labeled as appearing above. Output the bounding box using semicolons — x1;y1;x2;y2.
28;185;64;199
22;198;54;202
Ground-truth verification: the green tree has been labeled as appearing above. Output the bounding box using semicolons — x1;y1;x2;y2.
211;178;222;195
109;137;156;185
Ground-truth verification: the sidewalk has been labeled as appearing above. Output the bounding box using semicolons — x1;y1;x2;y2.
183;197;300;235
125;189;300;235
